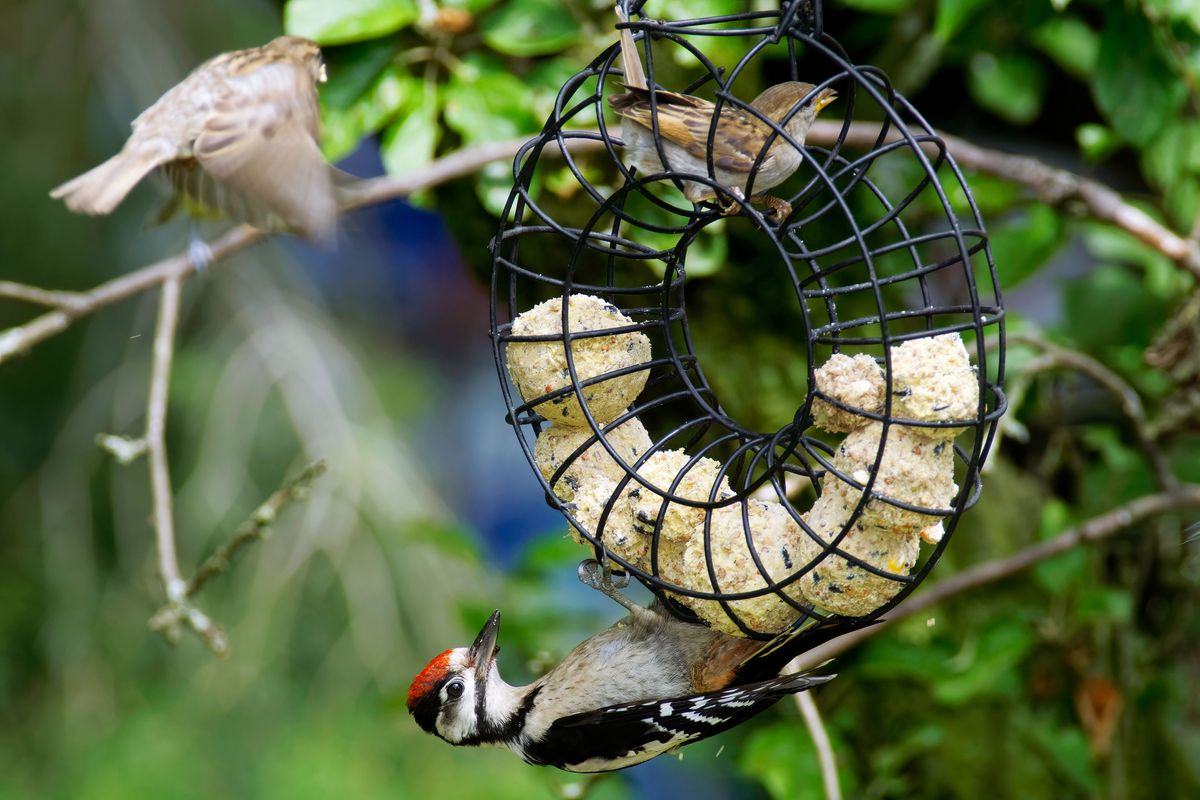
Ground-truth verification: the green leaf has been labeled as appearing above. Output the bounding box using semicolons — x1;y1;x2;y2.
837;0;911;12
1094;4;1187;146
739;722;829;800
481;0;582;57
475;159;543;218
967;51;1046;125
443;0;500;10
444;54;541;146
381;85;441;178
986;203;1066;289
1082;222;1187;299
1022;716;1100;794
1031;499;1086;594
1076;586;1133;624
1075;124;1118;162
284;0;418;45
320;40;399;109
1030;16;1099;80
1144;0;1200;31
934;0;989;42
933;620;1036;705
857;635;955;680
322;67;416;162
1080;427;1141;474
1142;119;1200;190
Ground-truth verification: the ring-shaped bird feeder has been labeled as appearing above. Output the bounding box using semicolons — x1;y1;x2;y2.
489;0;1006;643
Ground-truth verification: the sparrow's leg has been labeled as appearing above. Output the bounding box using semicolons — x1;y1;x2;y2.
756;195;792;224
577;558;642;613
716;186;746;216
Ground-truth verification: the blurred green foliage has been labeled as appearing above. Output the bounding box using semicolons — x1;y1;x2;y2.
3;0;1200;798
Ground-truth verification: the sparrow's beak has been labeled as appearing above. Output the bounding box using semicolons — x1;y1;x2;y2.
813;87;837;112
469;610;501;684
319;63;329;83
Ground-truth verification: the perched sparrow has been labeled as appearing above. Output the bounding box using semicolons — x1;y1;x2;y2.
51;35;337;242
608;7;836;221
406;560;833;772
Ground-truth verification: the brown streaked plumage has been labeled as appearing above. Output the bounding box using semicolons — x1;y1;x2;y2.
609;8;836;220
50;35;337;242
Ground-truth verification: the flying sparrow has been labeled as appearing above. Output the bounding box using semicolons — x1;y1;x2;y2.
608;7;836;222
51;35;337;243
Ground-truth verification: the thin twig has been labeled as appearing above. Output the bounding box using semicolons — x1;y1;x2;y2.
807;120;1200;280
789;485;1200;671
7;124;1197;365
0;225;263;365
0;281;89;310
146;276;185;603
0;137;606;367
148;460;328;656
1008;332;1180;492
141;276;229;656
791;672;842;800
185;459;327;597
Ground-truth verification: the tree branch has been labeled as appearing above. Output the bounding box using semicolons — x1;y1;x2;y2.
790;485;1200;671
807;120;1200;281
4;125;1197;365
0;281;89;310
791;676;842;800
185;459;327;597
0;136;604;367
138;276;232;654
1008;332;1180;492
147;460;327;656
147;276;185;603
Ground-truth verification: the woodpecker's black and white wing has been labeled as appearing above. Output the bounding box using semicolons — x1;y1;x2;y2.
521;672;833;773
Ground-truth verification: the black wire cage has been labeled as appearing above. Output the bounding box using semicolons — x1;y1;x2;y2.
489;0;1006;642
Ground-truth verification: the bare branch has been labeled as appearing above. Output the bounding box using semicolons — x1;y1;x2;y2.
5;125;1197;365
791;675;842;800
1008;332;1180;492
0;225;262;365
0;281;88;311
0;137;610;366
146;460;327;656
790;485;1200;671
807;120;1200;280
185;459;327;597
147;276;185;603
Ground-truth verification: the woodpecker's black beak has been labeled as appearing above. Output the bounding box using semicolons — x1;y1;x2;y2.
469;610;501;683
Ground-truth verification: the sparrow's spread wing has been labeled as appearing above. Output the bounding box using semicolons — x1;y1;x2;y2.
191;59;335;240
609;87;780;175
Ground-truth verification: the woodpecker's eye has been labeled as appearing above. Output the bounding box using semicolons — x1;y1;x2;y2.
446;679;465;699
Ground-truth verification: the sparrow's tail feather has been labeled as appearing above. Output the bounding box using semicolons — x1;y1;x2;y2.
616;4;647;91
50;143;172;216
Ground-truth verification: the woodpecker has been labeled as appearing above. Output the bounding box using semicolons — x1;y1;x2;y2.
406;560;837;772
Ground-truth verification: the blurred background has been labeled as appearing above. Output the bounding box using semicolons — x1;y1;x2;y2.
2;0;1199;797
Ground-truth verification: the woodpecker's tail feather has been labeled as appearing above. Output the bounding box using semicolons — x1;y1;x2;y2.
735;617;882;683
50;144;172;216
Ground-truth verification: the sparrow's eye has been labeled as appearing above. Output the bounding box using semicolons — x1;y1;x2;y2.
446;679;465;699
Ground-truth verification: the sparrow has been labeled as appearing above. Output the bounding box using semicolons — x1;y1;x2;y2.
50;35;337;243
608;6;836;222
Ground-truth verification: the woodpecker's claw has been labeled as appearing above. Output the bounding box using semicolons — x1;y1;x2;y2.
578;559;639;613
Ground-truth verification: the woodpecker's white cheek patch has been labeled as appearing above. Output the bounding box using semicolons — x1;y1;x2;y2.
435;679;479;743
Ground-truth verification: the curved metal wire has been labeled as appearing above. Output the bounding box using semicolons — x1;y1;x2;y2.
488;2;1006;639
